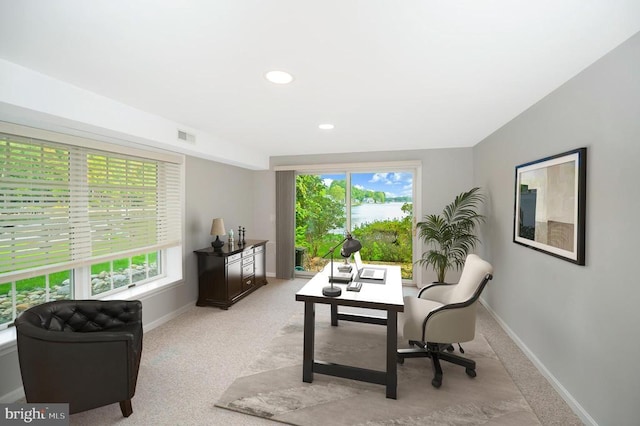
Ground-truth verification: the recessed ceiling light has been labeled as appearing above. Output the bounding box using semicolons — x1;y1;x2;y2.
265;70;294;84
318;123;335;130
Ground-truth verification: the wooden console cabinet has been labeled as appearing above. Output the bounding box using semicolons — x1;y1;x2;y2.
194;240;268;309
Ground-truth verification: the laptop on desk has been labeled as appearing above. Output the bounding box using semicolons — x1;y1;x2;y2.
353;252;386;282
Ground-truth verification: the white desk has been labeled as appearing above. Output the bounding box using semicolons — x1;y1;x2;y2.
295;264;404;399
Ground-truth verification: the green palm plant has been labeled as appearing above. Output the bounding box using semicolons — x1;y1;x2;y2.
416;187;485;283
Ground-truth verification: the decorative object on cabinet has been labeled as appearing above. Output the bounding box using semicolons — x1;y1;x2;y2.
210;218;226;249
228;228;234;244
194;240;268;309
513;147;586;265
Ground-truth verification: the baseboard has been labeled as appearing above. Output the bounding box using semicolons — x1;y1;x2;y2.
479;298;598;426
0;386;24;404
141;299;196;333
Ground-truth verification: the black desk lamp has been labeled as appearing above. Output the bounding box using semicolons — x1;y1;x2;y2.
322;233;362;297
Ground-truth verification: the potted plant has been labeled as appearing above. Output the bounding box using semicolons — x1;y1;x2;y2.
416;187;485;283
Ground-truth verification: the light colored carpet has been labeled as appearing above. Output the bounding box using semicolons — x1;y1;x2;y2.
216;310;540;425
64;278;582;425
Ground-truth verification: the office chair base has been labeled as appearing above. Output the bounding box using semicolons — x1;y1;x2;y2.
397;342;477;388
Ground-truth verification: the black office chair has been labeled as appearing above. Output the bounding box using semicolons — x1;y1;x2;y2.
397;254;493;388
14;300;143;417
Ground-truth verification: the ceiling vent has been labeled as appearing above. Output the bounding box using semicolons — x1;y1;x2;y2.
177;129;196;143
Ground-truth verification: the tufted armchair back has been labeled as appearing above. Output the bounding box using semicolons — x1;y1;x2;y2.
15;299;143;417
19;299;142;332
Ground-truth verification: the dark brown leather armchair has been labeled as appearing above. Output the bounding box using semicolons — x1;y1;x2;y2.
14;300;143;417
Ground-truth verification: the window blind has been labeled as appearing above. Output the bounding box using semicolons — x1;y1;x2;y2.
0;131;182;279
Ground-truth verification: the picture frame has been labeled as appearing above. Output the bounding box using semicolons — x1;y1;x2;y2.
513;147;587;265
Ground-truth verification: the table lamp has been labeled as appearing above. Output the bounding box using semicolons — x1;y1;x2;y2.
322;233;362;297
210;218;226;249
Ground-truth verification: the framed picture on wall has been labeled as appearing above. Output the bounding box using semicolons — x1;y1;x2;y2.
513;147;587;265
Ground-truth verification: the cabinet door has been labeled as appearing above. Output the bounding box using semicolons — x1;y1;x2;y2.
254;245;266;283
195;254;226;306
227;258;242;299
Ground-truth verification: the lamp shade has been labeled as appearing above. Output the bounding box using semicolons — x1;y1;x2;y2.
340;234;362;257
210;218;226;236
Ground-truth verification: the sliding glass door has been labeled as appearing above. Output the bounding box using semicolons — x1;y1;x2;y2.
350;172;413;279
295;170;414;280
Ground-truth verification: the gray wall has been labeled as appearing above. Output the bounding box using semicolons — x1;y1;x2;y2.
185;155;267;287
474;32;640;426
270;148;475;283
252;170;277;275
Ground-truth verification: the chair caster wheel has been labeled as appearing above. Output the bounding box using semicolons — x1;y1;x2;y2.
465;368;476;378
431;378;442;388
446;344;454;352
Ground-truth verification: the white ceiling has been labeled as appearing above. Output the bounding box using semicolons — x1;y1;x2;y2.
1;1;639;161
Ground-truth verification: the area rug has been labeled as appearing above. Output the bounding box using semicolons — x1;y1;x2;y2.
216;309;541;425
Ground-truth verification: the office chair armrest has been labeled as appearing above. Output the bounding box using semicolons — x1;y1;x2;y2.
418;282;454;303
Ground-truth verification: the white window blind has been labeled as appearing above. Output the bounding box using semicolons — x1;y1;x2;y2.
0;129;182;280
